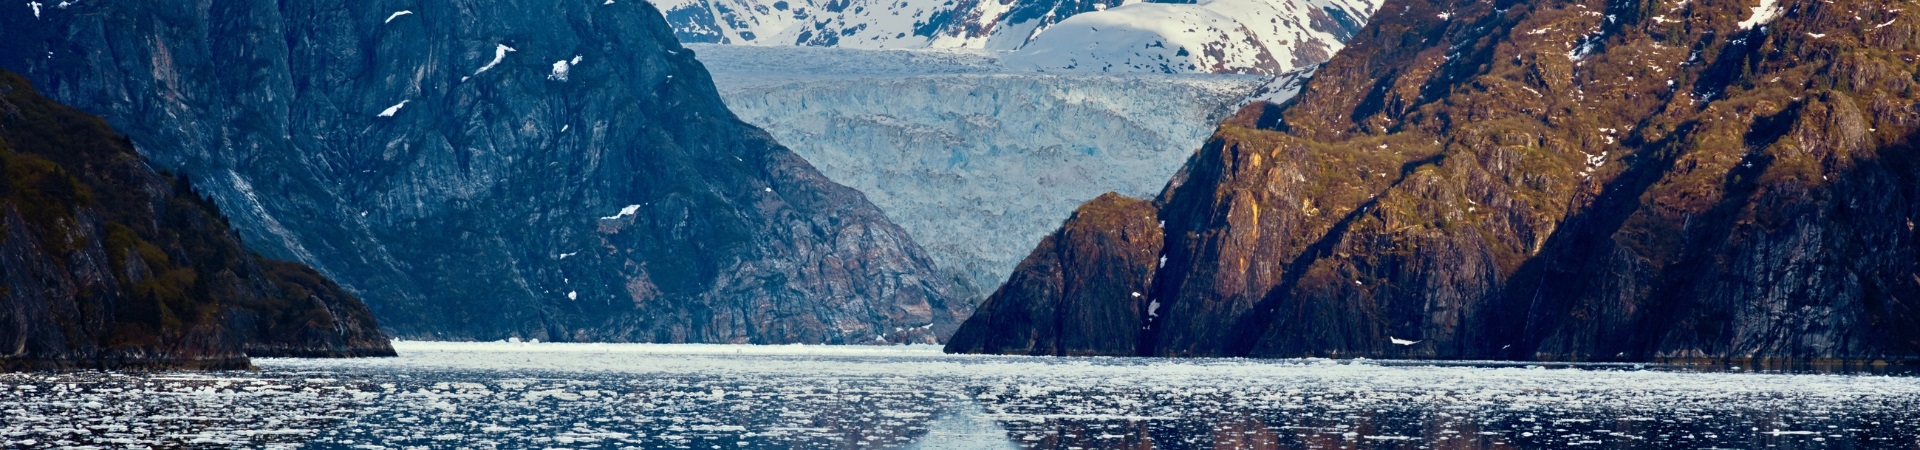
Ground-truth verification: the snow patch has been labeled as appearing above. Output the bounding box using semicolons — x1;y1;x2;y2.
1738;0;1782;30
1250;65;1319;105
377;100;410;117
601;204;641;220
474;44;516;76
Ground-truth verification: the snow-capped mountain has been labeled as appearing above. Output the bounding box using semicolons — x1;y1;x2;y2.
655;0;1134;49
1006;0;1375;74
655;0;1381;75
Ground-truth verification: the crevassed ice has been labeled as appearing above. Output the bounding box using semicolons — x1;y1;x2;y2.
692;44;1267;291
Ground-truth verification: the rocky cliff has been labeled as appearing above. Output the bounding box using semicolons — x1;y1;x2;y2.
0;0;963;343
0;70;391;370
949;0;1920;364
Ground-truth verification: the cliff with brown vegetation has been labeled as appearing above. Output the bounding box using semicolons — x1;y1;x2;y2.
949;0;1920;365
0;70;391;370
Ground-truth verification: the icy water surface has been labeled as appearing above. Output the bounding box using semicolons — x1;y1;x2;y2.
3;343;1919;449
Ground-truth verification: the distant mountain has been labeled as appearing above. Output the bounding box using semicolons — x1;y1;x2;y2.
0;70;391;370
949;0;1920;364
1007;0;1375;75
0;0;965;344
656;0;1379;75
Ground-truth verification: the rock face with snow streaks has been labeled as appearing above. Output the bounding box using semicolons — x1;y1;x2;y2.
0;0;964;343
0;70;392;370
950;0;1920;363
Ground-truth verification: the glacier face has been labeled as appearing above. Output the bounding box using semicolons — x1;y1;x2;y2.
692;44;1265;294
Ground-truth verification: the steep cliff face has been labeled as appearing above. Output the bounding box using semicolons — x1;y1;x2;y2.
951;0;1920;363
0;0;963;343
945;193;1163;355
0;71;391;370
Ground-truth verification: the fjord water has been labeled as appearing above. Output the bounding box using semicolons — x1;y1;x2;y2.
3;344;1916;449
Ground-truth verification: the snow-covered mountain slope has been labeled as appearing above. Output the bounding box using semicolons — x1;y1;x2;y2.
691;43;1266;293
654;0;1380;75
1005;0;1376;74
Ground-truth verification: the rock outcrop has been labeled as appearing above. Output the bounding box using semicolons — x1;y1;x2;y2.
945;193;1163;355
0;70;391;370
950;0;1920;364
0;0;963;343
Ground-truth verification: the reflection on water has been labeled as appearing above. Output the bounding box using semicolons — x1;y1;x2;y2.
0;342;1916;449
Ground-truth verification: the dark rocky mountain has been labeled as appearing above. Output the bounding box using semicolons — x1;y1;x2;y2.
0;0;965;344
0;70;391;370
949;0;1920;364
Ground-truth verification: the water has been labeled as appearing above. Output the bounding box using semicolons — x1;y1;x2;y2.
3;342;1918;449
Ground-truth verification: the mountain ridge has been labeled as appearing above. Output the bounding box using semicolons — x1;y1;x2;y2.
1;0;966;344
948;0;1920;364
658;0;1381;75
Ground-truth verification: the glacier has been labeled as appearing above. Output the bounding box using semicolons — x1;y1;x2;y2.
692;44;1267;294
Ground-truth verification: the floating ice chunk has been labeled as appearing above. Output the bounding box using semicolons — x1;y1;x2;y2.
27;1;40;18
1738;0;1782;30
1147;300;1160;317
377;100;409;117
474;44;516;75
549;60;572;81
557;252;577;259
1130;292;1142;298
1437;12;1450;20
567;291;577;300
1390;337;1420;346
601;204;641;220
384;10;411;24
